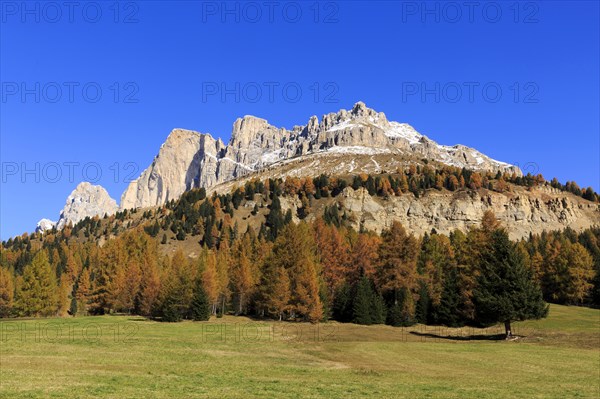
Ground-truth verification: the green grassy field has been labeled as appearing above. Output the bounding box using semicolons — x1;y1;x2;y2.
0;304;598;398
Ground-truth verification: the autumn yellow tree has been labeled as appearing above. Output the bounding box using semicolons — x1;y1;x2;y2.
349;233;381;284
202;249;219;315
313;218;350;297
57;274;71;316
230;237;255;315
16;251;58;317
75;268;92;316
267;223;322;322
376;221;420;325
0;267;15;317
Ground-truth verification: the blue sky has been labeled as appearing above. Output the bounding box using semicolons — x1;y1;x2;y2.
1;1;598;239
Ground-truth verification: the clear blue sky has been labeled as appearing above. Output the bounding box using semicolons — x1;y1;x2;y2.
1;1;598;239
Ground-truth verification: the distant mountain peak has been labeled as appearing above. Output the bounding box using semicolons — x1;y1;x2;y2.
119;102;521;211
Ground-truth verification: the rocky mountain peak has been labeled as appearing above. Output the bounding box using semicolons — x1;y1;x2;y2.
35;218;56;234
230;116;274;148
55;182;118;229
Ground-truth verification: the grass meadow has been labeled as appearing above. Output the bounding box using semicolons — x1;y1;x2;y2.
0;304;598;398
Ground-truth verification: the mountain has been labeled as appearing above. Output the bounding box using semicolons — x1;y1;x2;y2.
120;102;521;210
34;102;598;238
38;182;119;231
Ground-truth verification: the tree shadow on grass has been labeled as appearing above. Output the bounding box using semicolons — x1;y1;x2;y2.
409;331;507;341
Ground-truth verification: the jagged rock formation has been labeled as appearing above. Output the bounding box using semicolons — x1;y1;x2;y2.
53;182;118;229
121;129;226;210
35;219;56;234
120;102;521;210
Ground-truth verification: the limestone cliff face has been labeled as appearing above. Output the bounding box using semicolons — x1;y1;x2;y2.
120;102;521;210
55;182;118;229
277;185;600;240
120;129;225;210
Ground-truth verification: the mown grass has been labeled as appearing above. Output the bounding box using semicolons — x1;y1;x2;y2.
0;304;598;398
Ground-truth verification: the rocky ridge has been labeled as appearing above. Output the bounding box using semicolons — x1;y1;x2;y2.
120;102;521;210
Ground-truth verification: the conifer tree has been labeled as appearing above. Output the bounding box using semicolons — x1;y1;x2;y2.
138;255;161;316
57;274;71;316
376;222;420;326
0;267;15;317
430;267;464;327
230;238;254;314
216;239;231;315
474;229;548;338
269;223;322;322
260;264;291;321
190;277;211;321
564;243;595;304
313;219;350;297
332;282;352;322
203;250;219;315
150;249;194;321
16;251;58;317
352;276;374;325
75;268;92;316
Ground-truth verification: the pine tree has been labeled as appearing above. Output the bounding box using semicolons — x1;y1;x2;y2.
332;282;352;322
371;289;387;325
190;277;211;321
352;276;373;325
155;249;195;321
431;267;464;327
474;229;548;338
266;193;285;240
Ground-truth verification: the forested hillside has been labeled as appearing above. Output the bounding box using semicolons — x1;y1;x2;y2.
1;168;599;334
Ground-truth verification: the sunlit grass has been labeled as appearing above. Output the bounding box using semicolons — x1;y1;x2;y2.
0;304;598;398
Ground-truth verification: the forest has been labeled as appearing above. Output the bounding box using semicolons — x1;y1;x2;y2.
1;167;598;337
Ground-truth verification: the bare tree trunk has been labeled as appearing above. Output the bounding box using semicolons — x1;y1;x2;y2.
504;320;512;339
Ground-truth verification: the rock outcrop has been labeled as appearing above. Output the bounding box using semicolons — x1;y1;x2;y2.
120;129;225;210
55;182;119;229
35;218;56;234
276;185;600;240
121;102;521;210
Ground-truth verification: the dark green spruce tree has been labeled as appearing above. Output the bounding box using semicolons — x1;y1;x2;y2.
473;229;548;338
352;277;373;325
332;282;352;322
431;267;464;327
190;278;211;321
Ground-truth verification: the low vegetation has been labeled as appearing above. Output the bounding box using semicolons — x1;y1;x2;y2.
0;304;597;398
